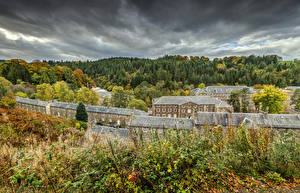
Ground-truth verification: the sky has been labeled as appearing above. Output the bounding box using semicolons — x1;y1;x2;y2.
0;0;300;61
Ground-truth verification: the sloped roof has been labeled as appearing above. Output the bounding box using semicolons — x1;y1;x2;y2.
50;102;77;110
191;86;254;95
86;105;148;116
153;96;223;106
267;114;300;129
50;101;147;116
129;115;194;129
196;112;300;129
16;96;48;107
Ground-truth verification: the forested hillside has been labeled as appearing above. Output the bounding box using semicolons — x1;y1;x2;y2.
51;55;300;91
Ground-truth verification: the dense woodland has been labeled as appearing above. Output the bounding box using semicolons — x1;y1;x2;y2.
0;56;300;111
51;55;300;90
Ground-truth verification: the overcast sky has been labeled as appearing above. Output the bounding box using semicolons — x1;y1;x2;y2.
0;0;300;61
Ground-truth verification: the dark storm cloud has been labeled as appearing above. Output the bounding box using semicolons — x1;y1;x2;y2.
0;0;300;61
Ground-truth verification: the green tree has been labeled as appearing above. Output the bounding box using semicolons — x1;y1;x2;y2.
252;85;288;113
228;90;241;112
127;98;148;112
102;96;111;106
198;83;205;89
53;81;75;102
111;86;133;108
76;102;88;122
291;89;300;112
36;83;54;101
0;76;13;88
76;87;100;105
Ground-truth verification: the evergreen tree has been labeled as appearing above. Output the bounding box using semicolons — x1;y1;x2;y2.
76;102;88;122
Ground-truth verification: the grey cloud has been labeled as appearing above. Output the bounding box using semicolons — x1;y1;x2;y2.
0;0;300;61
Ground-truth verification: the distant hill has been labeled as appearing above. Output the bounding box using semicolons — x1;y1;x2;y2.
51;55;300;90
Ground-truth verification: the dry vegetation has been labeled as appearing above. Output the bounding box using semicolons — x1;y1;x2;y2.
0;107;299;192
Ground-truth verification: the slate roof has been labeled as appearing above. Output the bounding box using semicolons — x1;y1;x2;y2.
16;96;48;107
50;102;77;110
86;105;148;116
191;86;254;95
153;96;226;107
129;115;194;130
50;101;148;116
196;112;300;129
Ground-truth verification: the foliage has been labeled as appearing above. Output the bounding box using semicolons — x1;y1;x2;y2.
53;81;75;102
52;55;300;104
75;102;88;122
0;76;13;87
228;88;251;112
111;86;133;108
0;59;94;88
0;120;298;192
36;83;54;101
127;98;148;112
15;92;28;98
0;96;16;109
291;89;300;111
76;87;99;105
198;83;205;88
252;85;288;113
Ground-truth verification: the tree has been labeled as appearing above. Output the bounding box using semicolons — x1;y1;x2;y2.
198;83;205;89
36;83;54;101
228;88;251;113
111;86;133;108
0;76;13;88
53;81;75;102
102;96;111;106
76;102;88;122
252;85;288;113
291;89;300;111
228;90;241;112
76;87;100;105
127;98;148;112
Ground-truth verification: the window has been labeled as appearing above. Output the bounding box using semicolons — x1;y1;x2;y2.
182;109;185;113
187;109;191;113
168;108;172;112
162;114;166;117
162;108;166;112
156;108;160;112
174;109;177;112
174;114;177;118
168;114;171;118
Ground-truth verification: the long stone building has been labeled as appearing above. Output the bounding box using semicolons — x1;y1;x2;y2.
16;97;300;134
16;97;147;127
190;86;254;101
152;96;232;118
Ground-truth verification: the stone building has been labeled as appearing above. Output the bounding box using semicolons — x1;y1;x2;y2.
16;97;147;128
190;86;254;101
152;96;232;118
196;112;300;133
16;96;49;114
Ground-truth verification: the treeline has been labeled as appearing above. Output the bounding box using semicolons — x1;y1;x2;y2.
51;55;300;91
0;59;95;89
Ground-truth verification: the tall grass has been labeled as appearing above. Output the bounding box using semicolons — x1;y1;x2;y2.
0;108;299;192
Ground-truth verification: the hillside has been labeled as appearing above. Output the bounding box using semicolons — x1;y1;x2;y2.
52;55;300;90
0;106;299;192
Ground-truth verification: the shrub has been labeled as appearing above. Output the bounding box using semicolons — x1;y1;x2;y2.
15;92;28;98
75;102;88;122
